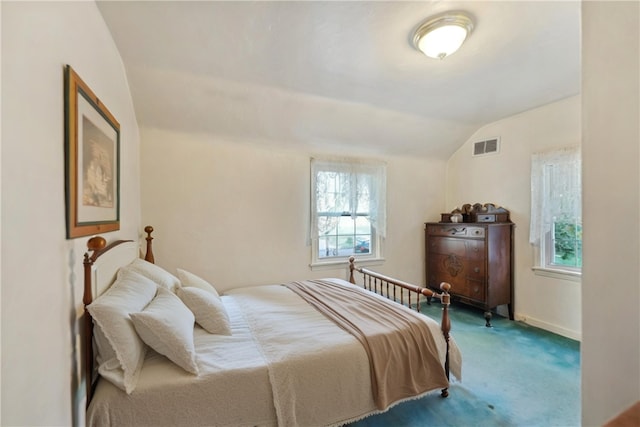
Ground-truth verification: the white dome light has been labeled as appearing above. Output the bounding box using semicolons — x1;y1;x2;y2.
413;12;474;60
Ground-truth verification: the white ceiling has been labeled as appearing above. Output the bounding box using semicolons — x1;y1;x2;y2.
96;1;581;159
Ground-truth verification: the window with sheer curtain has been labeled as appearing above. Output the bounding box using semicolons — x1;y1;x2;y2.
310;158;386;266
530;146;582;274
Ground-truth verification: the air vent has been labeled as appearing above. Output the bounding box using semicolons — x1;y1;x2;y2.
473;137;500;156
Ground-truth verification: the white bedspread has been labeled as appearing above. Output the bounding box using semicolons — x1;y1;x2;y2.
87;280;461;427
87;296;277;427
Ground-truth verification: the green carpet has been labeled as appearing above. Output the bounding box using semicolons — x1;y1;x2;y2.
347;302;581;427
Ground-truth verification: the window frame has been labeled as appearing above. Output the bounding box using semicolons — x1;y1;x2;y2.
530;147;582;279
309;158;386;269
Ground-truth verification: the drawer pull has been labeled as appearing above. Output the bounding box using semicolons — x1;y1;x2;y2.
447;227;467;235
474;267;480;273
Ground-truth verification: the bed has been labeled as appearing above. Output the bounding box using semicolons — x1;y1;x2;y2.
83;226;462;426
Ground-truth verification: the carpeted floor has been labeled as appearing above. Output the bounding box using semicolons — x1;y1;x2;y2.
347;301;581;427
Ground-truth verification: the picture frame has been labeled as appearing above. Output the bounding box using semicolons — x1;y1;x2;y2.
64;65;120;238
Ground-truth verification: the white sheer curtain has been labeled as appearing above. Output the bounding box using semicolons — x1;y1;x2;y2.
310;158;387;242
529;146;581;245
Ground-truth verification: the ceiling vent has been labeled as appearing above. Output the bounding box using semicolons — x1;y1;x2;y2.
473;137;500;156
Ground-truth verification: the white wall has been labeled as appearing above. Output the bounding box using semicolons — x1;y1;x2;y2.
1;2;140;425
446;95;582;339
581;2;639;425
140;127;447;292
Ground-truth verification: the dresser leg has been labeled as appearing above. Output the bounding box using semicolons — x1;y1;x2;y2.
484;311;492;327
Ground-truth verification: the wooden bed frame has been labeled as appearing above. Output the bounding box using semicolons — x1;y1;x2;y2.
83;226;453;407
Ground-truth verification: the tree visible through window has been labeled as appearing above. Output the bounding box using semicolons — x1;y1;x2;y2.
310;158;386;264
530;147;582;272
552;214;582;268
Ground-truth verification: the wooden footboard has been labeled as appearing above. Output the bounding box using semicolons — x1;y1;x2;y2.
348;256;452;398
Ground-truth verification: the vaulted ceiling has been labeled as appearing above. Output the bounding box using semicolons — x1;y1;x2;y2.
97;1;581;159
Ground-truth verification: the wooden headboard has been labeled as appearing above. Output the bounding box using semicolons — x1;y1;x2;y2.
82;226;156;407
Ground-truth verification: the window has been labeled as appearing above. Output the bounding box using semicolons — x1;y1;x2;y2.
530;147;582;275
310;158;386;266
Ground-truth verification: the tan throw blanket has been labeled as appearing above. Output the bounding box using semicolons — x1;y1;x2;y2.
285;279;449;410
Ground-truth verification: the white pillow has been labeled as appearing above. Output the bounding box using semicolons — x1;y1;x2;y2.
87;269;158;394
121;258;180;292
177;287;232;335
130;287;199;375
177;268;220;297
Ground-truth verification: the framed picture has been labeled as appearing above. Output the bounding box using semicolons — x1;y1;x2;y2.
64;65;120;238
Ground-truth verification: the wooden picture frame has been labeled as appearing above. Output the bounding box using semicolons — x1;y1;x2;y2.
64;65;120;238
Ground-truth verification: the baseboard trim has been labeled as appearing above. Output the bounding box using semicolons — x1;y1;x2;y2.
515;313;582;341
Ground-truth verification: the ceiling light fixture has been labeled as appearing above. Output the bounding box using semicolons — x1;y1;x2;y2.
412;12;474;60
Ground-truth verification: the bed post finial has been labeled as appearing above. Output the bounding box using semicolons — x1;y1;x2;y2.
87;236;106;253
144;225;155;264
348;256;356;284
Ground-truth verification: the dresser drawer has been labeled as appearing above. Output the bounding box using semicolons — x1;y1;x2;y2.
428;237;485;259
475;214;495;223
427;261;485;302
428;254;485;280
428;237;466;256
465;240;485;260
456;279;486;302
427;225;485;238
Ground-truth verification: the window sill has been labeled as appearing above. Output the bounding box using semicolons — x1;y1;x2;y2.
532;266;581;282
310;257;385;271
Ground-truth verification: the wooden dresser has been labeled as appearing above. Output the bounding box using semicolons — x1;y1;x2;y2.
425;221;514;326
